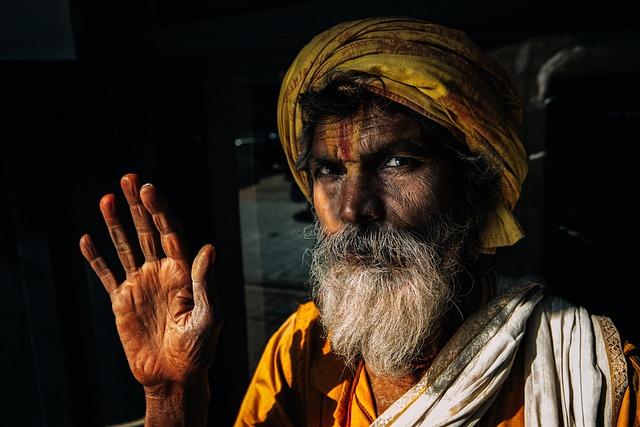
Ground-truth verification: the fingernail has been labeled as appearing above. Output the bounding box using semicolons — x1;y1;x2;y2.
121;177;133;193
100;194;115;213
141;183;154;189
80;235;96;258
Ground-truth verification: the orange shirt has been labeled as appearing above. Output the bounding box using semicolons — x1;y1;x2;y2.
235;302;640;426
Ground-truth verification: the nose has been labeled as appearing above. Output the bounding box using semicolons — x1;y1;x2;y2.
338;176;384;225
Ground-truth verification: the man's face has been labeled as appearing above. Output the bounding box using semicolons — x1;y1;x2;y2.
307;102;468;377
309;103;461;238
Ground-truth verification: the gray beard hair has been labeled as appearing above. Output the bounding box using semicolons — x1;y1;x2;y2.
308;220;464;378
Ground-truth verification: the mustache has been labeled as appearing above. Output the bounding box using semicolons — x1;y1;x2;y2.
311;222;440;269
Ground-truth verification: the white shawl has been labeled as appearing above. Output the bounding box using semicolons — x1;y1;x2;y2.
370;277;626;427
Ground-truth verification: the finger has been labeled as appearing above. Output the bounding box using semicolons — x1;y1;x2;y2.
191;244;215;285
120;174;162;262
79;234;119;293
100;194;138;276
191;244;217;318
139;183;188;260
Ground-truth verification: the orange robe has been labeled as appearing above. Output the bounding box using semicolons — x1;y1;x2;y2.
234;302;640;426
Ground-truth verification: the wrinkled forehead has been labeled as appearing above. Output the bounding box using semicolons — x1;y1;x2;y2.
311;103;425;159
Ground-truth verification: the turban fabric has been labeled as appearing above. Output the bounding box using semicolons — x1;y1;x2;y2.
277;17;528;252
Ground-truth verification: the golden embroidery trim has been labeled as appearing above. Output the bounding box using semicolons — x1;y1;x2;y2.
594;315;628;426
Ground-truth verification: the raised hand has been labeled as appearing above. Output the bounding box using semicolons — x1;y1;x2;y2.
79;174;221;421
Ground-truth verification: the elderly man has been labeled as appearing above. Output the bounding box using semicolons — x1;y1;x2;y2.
80;17;638;426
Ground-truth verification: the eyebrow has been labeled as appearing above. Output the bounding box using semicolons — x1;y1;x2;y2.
365;138;433;160
307;156;342;171
309;138;433;166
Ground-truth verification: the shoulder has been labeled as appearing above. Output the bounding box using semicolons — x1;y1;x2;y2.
269;301;322;355
234;302;324;426
269;301;351;396
258;301;326;374
263;300;320;339
294;301;321;331
520;287;638;424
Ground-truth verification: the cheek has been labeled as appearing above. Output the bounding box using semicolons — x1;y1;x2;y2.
382;170;441;227
313;181;342;233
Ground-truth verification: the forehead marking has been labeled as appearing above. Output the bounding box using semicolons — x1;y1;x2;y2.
338;122;351;161
337;108;367;162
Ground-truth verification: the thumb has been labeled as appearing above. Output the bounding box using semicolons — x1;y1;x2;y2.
191;244;216;312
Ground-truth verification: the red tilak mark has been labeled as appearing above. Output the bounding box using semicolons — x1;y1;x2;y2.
338;141;351;161
338;121;352;160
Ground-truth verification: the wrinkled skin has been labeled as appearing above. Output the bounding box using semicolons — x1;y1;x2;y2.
79;173;221;422
310;103;462;237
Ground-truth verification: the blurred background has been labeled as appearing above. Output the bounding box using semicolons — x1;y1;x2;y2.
1;0;638;425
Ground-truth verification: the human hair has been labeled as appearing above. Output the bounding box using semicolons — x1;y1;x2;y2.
296;70;501;254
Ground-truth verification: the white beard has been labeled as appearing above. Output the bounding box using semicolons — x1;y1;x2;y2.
309;222;459;378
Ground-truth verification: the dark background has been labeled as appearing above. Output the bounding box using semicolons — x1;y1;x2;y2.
1;0;638;425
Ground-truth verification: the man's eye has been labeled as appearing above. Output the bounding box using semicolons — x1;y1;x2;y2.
314;164;342;178
318;165;333;175
384;156;411;168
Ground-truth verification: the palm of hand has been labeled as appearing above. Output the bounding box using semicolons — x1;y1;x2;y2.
115;258;212;386
80;174;219;389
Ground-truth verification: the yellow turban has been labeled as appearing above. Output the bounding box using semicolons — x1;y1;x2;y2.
277;17;528;252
